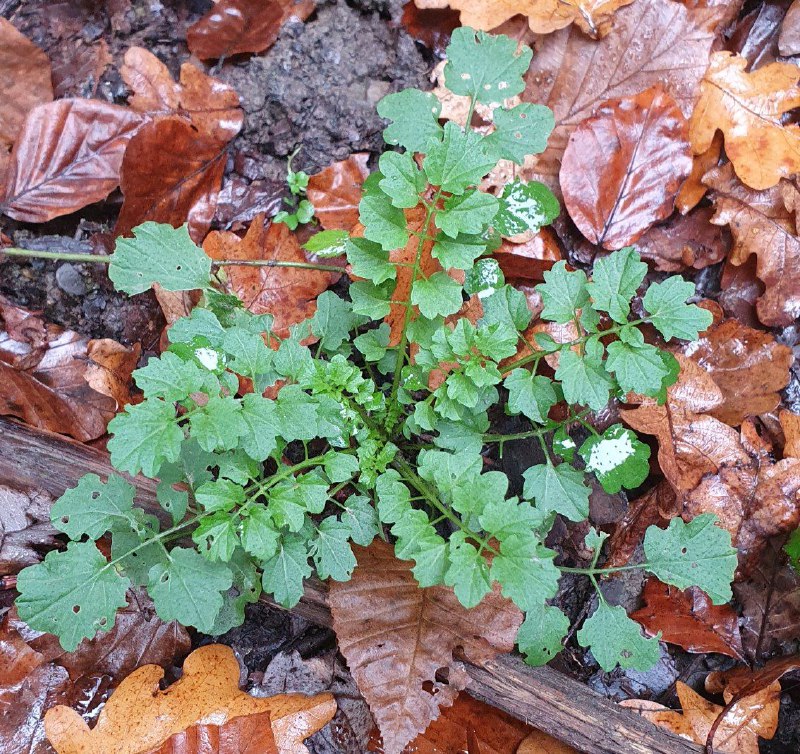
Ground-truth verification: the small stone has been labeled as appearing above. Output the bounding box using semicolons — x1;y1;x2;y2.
55;264;86;296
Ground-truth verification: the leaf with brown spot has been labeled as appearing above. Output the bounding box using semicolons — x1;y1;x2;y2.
631;578;744;659
0;18;53;149
187;0;316;61
44;644;335;754
689;51;800;191
1;99;142;223
143;711;277;754
115;117;227;243
121;48;244;143
306;154;370;232
0;485;58;577
560;86;692;249
329;540;522;754
204;215;336;338
704;162;800;326
524;0;716;185
0;295;140;441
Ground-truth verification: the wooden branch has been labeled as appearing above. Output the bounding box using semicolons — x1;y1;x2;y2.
0;417;703;754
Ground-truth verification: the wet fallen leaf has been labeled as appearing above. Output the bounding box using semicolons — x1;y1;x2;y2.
329;540;522;754
0;295;140;441
187;0;316;61
121;48;244;143
704;162;800;326
560;86;692;249
1;99;142;223
115;117;227;243
675;132;723;214
630;578;744;659
400;2;459;56
51;39;111;99
0;485;58;576
306;154;371;231
0;18;53;148
215;177;284;229
45;644;336;754
717;255;763;329
689;51;800;190
516;730;577;754
781;409;800;459
142;711;277;754
524;0;716;184
728;0;785;71
204;215;336;338
779;0;800;55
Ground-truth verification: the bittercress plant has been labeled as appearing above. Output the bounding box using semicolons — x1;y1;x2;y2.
15;28;736;673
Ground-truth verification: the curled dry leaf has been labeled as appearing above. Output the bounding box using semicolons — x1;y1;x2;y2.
121;48;243;143
142;711;277;754
1;99;142;223
0;18;53;148
779;0;800;55
115;117;227;243
329;540;522;754
0;485;58;576
0;295;140;442
306;154;371;231
44;645;335;754
187;0;316;61
630;578;744;660
704;162;800;326
523;0;716;184
690;52;800;191
204;215;337;338
560;86;692;249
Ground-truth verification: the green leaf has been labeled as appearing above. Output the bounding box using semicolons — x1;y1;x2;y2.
579;424;650;494
445;538;492;608
577;602;661;672
302;229;349;257
108;399;183;478
522;462;590;522
222;327;274;383
436;190;499;238
209;549;261;634
786;527;800;572
431;232;487;270
109;223;211;295
341;495;380;546
110;513;167;586
643;276;713;341
423;122;494;194
555;348;613;411
51;474;137;539
313;517;356;581
411;538;449;587
269;473;328;531
535;261;589;324
518;606;569;666
323;451;360;483
273;338;314;381
377;88;443;153
379;151;425;208
643;514;737;604
411;272;463;318
193;513;240;562
195;478;245;512
354;324;391;362
484;103;555;164
274;385;320;441
480;498;553;542
376;469;412;523
605;340;670;396
311;291;362;352
350;281;393;319
464;258;504;298
239;393;280;462
480;285;532;332
261;535;313;608
148;547;232;633
359;190;409;250
493;180;559;236
491;533;560;611
168;308;226;348
586;247;647;323
16;541;130;651
134;352;211;402
346;238;396;285
504;370;557;423
189;395;246;452
240;506;280;561
444;28;532;104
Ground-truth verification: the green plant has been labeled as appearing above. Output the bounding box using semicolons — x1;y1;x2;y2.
273;149;315;230
15;28;735;671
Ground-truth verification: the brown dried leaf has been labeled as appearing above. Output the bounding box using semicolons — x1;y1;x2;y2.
0;18;53;148
143;711;277;754
45;645;336;754
1;99;142;223
0;485;58;576
204;215;336;338
400;2;460;57
524;0;716;184
675;132;723;214
121;48;244;143
689;52;800;191
215;177;284;229
704;162;800;326
51;40;111;99
560;86;692;249
306;154;370;232
0;296;139;441
683;318;792;425
187;0;316;61
328;540;523;754
115;117;227;243
630;578;744;659
779;0;800;55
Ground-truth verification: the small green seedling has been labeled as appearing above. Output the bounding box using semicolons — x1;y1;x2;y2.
274;149;315;230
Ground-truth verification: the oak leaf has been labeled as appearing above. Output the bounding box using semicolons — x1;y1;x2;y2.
120;47;244;143
204;215;336;338
675;132;722;214
44;644;336;754
306;154;370;231
560;86;692;249
115;117;227;243
689;51;800;190
1;99;142;223
142;711;277;754
187;0;316;61
0;485;58;576
0;18;53;148
328;540;522;754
